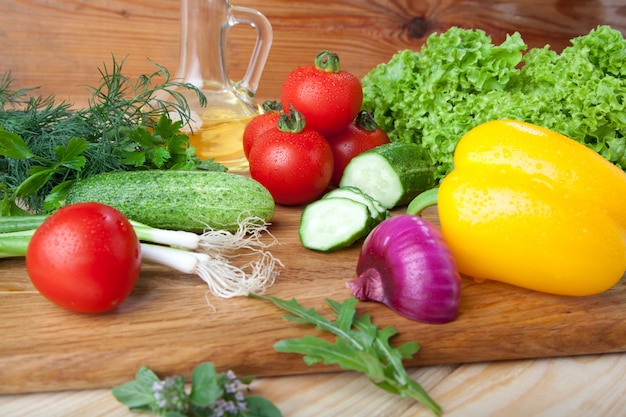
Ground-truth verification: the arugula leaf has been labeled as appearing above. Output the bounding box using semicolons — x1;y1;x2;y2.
251;294;442;416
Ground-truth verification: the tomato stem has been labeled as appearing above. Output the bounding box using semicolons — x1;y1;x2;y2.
261;99;282;113
277;106;307;133
315;50;341;73
355;110;379;132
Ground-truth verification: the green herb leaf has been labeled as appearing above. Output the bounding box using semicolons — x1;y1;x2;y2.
244;396;283;417
151;146;171;169
120;143;147;167
0;127;36;159
251;294;442;416
42;180;75;212
119;114;213;171
189;362;222;407
0;57;226;214
197;155;228;172
0;192;29;216
112;366;160;411
113;362;281;417
55;137;88;166
15;168;55;198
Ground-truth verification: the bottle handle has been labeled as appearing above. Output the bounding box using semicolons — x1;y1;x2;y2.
228;6;273;95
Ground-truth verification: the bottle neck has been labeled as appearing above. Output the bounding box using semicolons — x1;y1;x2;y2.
177;0;230;89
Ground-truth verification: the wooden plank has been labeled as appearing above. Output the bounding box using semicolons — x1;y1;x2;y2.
1;0;626;397
1;0;624;106
1;205;626;394
3;355;626;416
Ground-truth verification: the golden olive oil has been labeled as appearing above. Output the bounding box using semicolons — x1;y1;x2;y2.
187;111;256;172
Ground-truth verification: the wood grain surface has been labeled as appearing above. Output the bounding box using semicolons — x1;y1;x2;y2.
2;0;626;403
0;354;626;417
3;354;626;416
1;0;625;107
1;205;626;395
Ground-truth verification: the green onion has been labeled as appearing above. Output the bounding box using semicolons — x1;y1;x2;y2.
0;229;34;258
130;221;201;250
0;215;283;299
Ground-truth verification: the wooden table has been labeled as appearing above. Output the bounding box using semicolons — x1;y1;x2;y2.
2;354;626;416
2;204;626;416
1;1;626;415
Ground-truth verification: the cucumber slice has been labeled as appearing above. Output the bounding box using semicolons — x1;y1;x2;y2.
322;186;387;222
344;186;389;220
368;195;389;220
339;142;436;209
298;197;373;251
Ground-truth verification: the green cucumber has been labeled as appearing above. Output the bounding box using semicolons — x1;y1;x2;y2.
298;197;374;251
322;186;388;222
339;142;436;209
66;170;275;232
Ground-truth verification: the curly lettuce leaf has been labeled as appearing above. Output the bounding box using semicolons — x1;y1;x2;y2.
362;25;626;181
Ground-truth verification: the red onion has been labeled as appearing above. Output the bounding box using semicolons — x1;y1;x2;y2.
346;215;462;324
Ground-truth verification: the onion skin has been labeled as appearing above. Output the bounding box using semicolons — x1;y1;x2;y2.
347;215;462;324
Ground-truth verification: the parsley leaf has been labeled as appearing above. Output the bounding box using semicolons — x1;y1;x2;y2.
251;294;442;416
0;127;35;159
0;129;90;214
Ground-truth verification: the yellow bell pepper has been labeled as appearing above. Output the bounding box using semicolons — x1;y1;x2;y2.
437;120;626;296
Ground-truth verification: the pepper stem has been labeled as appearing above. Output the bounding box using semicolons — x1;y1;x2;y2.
407;187;439;216
315;50;341;73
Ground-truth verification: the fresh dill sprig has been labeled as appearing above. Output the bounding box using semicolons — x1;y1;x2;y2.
79;56;206;137
0;72;38;108
0;56;224;215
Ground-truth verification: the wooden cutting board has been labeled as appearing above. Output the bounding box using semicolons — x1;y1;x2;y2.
1;205;625;395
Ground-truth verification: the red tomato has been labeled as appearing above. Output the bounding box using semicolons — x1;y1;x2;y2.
248;126;334;206
26;202;142;313
243;100;283;158
280;51;363;136
327;111;391;185
243;112;280;158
